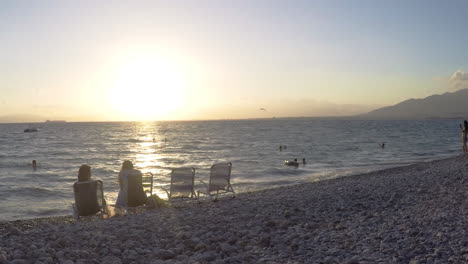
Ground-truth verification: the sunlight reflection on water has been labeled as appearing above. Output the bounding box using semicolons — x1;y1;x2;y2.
0;119;461;220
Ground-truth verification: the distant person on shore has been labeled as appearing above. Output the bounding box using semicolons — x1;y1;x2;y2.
460;120;468;153
279;145;283;151
32;160;37;170
78;165;91;182
302;158;306;165
115;160;145;208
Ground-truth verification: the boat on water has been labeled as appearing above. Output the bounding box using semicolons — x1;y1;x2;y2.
24;128;39;133
24;123;39;132
284;160;299;166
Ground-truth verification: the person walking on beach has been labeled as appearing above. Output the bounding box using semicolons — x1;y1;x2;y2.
78;165;91;182
460;120;468;153
115;160;144;208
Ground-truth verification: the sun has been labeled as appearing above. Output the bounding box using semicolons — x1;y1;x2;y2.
109;55;186;120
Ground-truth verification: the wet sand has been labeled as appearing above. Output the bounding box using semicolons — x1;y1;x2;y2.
1;155;467;264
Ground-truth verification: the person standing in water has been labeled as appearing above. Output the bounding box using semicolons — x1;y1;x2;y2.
460;120;468;153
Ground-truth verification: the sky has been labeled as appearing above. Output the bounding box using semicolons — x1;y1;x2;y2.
1;0;468;122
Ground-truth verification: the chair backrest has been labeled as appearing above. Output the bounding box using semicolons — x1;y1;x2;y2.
73;180;104;216
142;173;153;195
209;162;232;192
169;167;196;198
127;173;147;207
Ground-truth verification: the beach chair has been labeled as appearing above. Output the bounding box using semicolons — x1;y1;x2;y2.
142;172;154;196
72;180;108;219
163;167;198;202
198;162;235;201
127;173;148;207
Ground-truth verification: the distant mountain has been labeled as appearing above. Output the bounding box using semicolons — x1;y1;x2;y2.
0;114;46;123
360;89;468;119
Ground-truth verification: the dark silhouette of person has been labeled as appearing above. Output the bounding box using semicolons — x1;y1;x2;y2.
279;145;283;151
78;165;91;182
460;120;468;153
32;160;37;170
302;158;306;164
115;160;146;208
379;143;385;149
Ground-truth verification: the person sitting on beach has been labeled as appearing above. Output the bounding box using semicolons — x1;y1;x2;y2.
460;120;468;153
115;160;146;208
78;165;92;182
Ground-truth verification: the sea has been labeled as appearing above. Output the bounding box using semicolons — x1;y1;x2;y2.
0;119;462;221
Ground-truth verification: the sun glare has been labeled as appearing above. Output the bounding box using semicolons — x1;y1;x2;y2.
109;55;186;120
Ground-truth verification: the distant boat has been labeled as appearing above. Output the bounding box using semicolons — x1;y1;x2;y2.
45;120;66;123
24;127;39;133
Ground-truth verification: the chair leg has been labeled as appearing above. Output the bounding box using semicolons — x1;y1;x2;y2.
72;204;79;220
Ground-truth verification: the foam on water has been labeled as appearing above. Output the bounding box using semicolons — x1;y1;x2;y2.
0;119;462;221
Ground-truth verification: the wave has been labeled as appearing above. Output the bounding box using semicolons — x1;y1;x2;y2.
7;187;68;199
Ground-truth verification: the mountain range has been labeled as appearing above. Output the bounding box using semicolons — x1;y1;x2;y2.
360;88;468;119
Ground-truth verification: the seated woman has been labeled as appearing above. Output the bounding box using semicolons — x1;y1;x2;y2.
73;165;108;218
115;160;147;208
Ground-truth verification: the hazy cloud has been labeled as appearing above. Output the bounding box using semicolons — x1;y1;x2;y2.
449;70;468;91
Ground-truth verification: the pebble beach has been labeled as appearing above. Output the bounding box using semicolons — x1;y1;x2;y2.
1;155;467;264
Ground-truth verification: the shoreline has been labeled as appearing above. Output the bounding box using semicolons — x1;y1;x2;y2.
1;155;467;263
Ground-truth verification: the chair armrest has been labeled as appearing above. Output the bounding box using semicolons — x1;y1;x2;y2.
161;187;170;199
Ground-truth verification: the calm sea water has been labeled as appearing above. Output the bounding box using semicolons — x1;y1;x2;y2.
0;119;461;221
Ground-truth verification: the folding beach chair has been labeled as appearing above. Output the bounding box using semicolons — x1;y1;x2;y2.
163;167;198;202
127;173;148;207
142;172;154;196
198;162;235;201
72;180;108;219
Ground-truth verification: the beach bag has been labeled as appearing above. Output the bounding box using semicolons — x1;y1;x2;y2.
146;194;168;208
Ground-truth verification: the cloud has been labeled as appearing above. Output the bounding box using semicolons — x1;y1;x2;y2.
449;70;468;91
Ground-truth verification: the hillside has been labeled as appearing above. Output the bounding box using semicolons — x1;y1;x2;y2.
360;89;468;119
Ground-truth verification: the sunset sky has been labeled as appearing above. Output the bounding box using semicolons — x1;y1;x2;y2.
1;0;467;122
